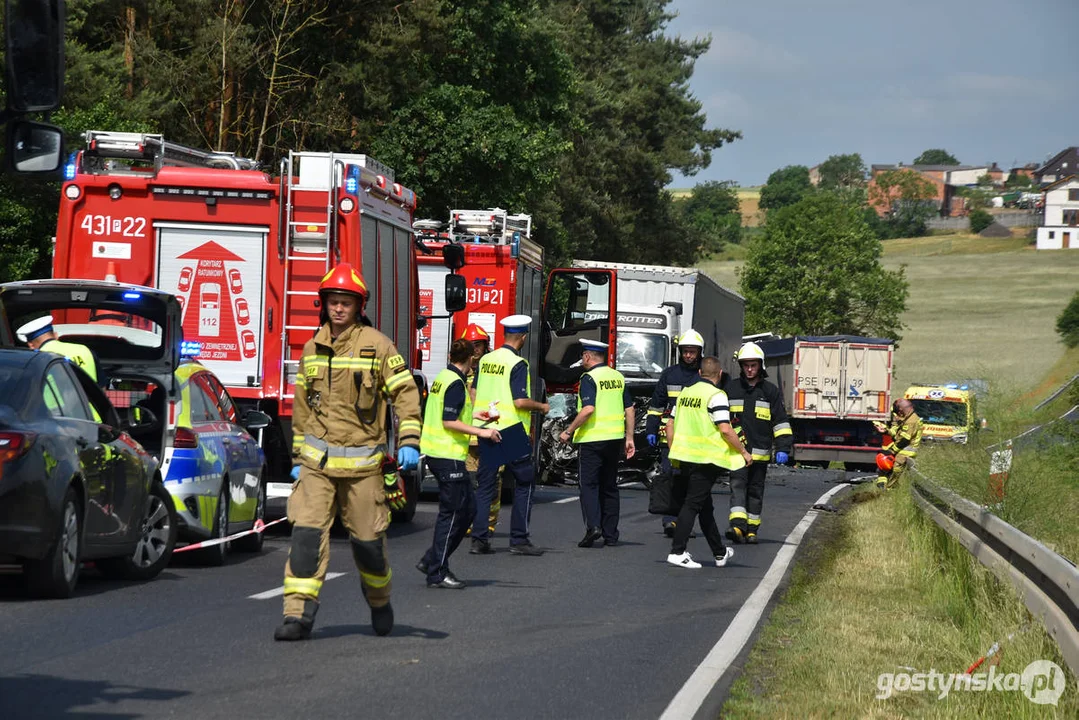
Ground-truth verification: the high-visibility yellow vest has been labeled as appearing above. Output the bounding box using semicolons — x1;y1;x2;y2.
421;367;471;461
573;364;626;443
668;380;745;470
42;339;98;382
472;347;531;432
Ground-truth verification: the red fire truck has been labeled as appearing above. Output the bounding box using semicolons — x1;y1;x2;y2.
415;209;545;389
52;131;439;518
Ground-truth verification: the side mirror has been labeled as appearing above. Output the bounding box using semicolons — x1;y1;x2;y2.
445;274;466;313
441;243;466;271
7;120;63;173
242;410;273;431
416;314;428;330
4;0;65;113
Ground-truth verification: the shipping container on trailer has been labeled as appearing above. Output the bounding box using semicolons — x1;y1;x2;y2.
52;131;429;518
758;336;894;468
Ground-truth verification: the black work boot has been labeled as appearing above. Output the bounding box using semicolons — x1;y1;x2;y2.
726;526;746;544
372;602;394;636
274;616;313;642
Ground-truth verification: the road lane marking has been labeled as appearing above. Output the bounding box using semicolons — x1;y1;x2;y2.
553;496;579;504
248;572;347;600
660;482;851;720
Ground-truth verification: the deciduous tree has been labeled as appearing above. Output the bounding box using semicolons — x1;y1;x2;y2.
740;193;908;339
759;165;812;211
913;148;959;166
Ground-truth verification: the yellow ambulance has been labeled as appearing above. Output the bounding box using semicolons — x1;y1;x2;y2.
903;383;976;443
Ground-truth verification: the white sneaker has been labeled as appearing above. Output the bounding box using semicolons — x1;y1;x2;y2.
667;552;701;569
715;547;734;567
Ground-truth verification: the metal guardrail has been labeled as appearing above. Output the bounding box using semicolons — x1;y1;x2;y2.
1034;374;1079;411
911;471;1079;677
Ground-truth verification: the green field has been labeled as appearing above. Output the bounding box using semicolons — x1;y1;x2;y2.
700;235;1079;392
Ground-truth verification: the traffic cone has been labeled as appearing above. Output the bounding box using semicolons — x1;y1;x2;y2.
105;261;118;282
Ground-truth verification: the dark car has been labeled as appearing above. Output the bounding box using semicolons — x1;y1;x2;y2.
0;348;175;597
0;279;273;567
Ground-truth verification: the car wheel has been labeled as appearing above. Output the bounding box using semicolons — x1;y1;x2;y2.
234;470;266;553
99;480;177;581
25;487;82;598
200;484;230;566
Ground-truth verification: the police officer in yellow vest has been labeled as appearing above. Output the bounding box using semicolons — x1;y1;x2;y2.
276;263;422;641
559;339;635;548
664;357;752;570
18;315;103;385
416;339;502;589
470;314;549;556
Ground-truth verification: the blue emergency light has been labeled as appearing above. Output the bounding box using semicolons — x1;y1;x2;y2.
122;291;141;301
180;340;202;357
510;231;521;259
345;165;361;195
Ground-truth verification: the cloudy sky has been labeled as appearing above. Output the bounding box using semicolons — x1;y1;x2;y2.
666;0;1079;187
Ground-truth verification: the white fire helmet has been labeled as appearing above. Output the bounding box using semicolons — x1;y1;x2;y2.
677;329;704;349
735;341;766;370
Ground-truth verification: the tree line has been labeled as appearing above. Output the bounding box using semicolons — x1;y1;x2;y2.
0;0;738;280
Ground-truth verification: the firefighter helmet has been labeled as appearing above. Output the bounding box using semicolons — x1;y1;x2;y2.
876;452;895;472
459;323;490;343
735;341;766;369
677;329;705;349
319;263;369;302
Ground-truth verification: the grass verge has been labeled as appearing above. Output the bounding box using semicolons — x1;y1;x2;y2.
916;376;1079;562
721;486;1079;718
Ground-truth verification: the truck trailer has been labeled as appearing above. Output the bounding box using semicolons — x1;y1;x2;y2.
757;336;894;469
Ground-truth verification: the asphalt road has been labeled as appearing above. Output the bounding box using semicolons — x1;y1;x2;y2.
0;467;855;720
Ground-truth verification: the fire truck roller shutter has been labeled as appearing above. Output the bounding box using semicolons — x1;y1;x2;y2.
395;225;412;365
362;215;379;323
155;223;267;387
378;220;395;343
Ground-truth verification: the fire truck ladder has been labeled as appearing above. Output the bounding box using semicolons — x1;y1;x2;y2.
82;130;259;171
279;151;343;399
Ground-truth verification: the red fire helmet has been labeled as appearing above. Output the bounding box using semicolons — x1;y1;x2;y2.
459;323;490;342
876;452;895;472
319;263;369;302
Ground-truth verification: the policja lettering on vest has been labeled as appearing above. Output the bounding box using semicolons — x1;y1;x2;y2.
276;263;423;642
559;338;636;548
469;314;549;556
665;356;751;570
418;339;503;589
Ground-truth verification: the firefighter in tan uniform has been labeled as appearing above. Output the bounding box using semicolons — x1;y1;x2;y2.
460;323;504;537
873;398;922;489
275;263;422;642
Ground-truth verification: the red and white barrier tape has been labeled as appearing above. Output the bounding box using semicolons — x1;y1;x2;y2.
173;517;289;554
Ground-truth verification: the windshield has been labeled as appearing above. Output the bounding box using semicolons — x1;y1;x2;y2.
910;399;968;427
615;332;669;378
